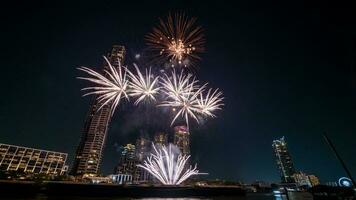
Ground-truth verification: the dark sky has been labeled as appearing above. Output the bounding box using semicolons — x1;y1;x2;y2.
1;1;355;183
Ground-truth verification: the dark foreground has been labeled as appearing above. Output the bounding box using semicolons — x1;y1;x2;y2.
0;181;245;198
1;181;355;200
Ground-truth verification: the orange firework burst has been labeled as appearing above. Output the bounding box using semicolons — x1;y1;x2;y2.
146;13;205;69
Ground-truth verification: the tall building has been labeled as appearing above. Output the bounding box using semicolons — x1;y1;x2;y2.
114;144;139;181
135;135;151;162
272;136;296;183
72;45;126;177
0;143;68;175
135;135;152;183
154;132;168;147
174;126;190;155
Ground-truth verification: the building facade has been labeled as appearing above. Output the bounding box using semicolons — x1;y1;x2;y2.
0;143;68;175
114;144;139;180
154;132;168;147
135;135;152;183
293;171;311;187
308;175;320;187
272;136;296;183
135;135;151;162
72;45;126;177
110;174;133;185
293;172;320;188
174;126;190;155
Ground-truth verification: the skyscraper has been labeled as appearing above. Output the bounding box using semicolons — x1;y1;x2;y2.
272;136;296;183
135;134;152;183
154;132;168;147
174;126;190;155
72;45;126;177
114;144;139;181
135;134;151;162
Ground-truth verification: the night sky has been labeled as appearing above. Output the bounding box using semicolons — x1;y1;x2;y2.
1;1;355;183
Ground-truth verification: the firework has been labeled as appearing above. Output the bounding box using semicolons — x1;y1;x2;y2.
146;13;204;68
137;143;205;185
77;56;129;115
160;70;206;128
127;64;160;105
197;88;224;117
159;70;224;128
160;70;198;98
77;56;223;129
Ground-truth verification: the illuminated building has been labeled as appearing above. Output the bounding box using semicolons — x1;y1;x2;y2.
0;143;68;175
308;175;320;187
135;134;151;162
135;135;152;183
109;174;133;184
174;126;190;155
293;171;311;187
72;45;126;177
114;144;139;180
272;136;296;183
293;172;320;188
154;132;168;147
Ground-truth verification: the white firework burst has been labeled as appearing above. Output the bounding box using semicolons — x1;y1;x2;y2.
77;56;224;129
197;88;224;117
160;70;198;98
160;70;206;128
137;143;205;185
77;56;129;115
127;64;160;105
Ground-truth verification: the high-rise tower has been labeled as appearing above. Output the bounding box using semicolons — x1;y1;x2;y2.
174;126;190;155
135;134;151;162
114;143;143;182
114;144;137;175
272;136;296;183
72;45;126;177
154;132;168;147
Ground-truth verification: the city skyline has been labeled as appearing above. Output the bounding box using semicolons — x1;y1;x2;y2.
1;1;355;183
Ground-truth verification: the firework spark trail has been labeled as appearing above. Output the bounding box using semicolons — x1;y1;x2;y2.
127;64;160;105
146;13;204;68
197;88;224;117
159;70;207;128
137;143;205;185
160;70;198;98
77;59;224;128
77;56;129;115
